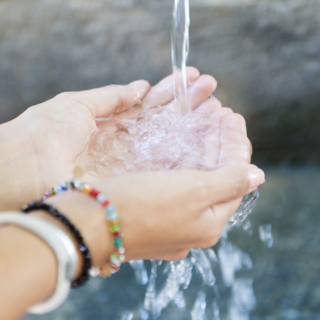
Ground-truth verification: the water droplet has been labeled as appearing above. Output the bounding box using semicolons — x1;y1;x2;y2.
259;224;273;248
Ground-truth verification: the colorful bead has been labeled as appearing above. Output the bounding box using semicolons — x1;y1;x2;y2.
83;184;92;194
114;237;122;248
102;200;110;207
115;247;125;255
54;185;62;194
42;177;124;278
89;189;100;198
113;231;122;237
111;265;120;271
97;194;106;203
99;264;112;278
108;212;118;221
110;224;121;233
106;205;115;214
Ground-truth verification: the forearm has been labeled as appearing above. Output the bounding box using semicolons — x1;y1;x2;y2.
0;192;113;320
0;118;39;211
0;224;57;320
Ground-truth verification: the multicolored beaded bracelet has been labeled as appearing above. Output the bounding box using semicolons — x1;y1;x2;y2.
42;177;125;278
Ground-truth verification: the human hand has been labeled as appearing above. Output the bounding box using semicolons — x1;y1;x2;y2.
79;67;250;177
78;68;253;223
95;166;264;262
45;164;264;266
0;67;220;210
0;78;151;209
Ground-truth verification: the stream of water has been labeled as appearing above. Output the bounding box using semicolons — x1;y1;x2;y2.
75;1;270;319
120;1;264;319
171;0;190;111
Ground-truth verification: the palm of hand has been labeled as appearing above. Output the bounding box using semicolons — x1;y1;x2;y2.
77;71;252;244
81;72;251;178
21;68;251;207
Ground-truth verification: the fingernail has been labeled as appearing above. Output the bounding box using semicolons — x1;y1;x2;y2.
129;80;149;105
248;167;265;193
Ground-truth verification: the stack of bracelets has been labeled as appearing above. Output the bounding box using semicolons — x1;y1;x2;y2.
22;176;125;289
41;178;125;279
17;170;125;314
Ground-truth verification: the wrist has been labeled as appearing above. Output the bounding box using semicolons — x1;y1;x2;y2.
42;192;114;269
0;117;39;210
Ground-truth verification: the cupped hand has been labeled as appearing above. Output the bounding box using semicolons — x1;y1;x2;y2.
82;68;254;222
0;77;151;209
0;66;254;222
0;67;221;209
44;164;264;266
93;164;264;262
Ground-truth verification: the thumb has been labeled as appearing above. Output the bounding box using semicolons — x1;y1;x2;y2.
59;80;151;119
202;165;265;207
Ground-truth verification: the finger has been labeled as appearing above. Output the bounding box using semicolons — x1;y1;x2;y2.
198;164;265;208
142;67;200;108
201;108;233;168
187;75;218;110
57;80;151;118
166;75;217;111
194;96;222;114
217;114;252;167
194;198;243;248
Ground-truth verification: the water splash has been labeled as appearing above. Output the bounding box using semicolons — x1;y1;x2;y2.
191;249;216;287
229;190;260;226
212;300;220;320
129;260;149;285
259;224;274;248
242;220;253;236
75;0;262;319
218;239;253;287
120;311;134;320
191;291;207;320
227;278;257;320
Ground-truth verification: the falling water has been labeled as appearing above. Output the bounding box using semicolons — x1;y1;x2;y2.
122;1;261;319
77;0;264;319
171;0;190;111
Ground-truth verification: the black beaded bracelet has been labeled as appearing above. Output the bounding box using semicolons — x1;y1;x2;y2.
21;202;92;288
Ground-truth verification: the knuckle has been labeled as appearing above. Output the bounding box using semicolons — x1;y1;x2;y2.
227;168;249;199
193;179;210;205
109;85;121;105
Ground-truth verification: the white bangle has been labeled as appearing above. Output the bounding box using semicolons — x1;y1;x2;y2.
0;213;78;314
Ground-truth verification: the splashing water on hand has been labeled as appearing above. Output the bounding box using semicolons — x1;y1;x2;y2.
76;0;260;319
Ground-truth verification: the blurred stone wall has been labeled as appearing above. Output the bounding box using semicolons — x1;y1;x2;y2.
0;0;319;164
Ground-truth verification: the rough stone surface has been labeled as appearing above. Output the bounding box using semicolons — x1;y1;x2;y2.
0;0;320;164
23;167;320;319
